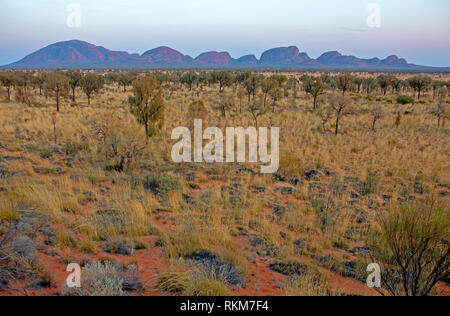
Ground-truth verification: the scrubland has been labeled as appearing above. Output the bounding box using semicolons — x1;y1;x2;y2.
0;70;448;296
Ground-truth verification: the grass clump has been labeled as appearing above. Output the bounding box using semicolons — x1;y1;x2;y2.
157;271;191;294
156;270;233;296
143;174;180;195
0;207;21;221
396;95;415;105
183;278;233;296
360;168;380;195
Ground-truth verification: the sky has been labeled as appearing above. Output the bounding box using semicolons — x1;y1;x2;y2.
0;0;449;66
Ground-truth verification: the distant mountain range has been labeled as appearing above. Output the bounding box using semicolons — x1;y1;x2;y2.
3;40;448;71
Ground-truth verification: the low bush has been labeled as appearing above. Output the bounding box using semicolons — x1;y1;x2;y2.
143;174;180;194
396;95;415;105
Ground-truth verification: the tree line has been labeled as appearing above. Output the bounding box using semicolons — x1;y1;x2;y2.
1;70;449;134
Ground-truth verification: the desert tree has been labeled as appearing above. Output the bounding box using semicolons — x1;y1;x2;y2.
353;76;364;93
197;72;209;90
363;77;377;95
67;70;83;102
32;74;46;96
248;100;267;129
44;71;70;112
431;81;444;99
317;106;333;132
117;73;135;92
180;72;198;91
237;87;246;113
216;71;233;92
328;93;355;135
377;75;393;95
321;74;337;90
368;198;449;296
80;73;103;105
261;78;278;107
336;73;354;96
14;72;31;91
285;77;299;98
14;72;32;105
0;72;14;101
305;78;326;110
409;75;432;99
270;74;287;87
215;95;235;118
103;73;119;85
370;105;385;131
390;77;402;94
430;102;449;128
234;71;251;86
268;86;283;113
129;74;165;140
15;79;33;107
243;74;259;102
437;86;448;101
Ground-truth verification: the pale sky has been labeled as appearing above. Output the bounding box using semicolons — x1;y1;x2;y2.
0;0;449;66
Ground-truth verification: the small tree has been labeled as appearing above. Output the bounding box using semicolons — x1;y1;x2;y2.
237;88;246;113
328;94;355;135
269;87;283;113
353;76;363;93
390;77;402;94
117;73;135;92
67;70;83;102
432;81;444;99
15;86;33;106
0;72;14;101
244;75;259;102
129;75;165;140
215;94;235;118
430;102;449;128
317;106;333;132
261;78;278;107
409;75;432;99
437;86;448;101
248;100;267;129
15;72;31;92
217;71;233;92
180;72;198;91
368;198;449;296
377;74;395;95
363;77;377;95
336;73;354;96
370;105;385;131
305;78;326;110
80;73;103;105
44;71;70;112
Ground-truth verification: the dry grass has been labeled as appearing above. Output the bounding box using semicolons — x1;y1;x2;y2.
0;70;449;296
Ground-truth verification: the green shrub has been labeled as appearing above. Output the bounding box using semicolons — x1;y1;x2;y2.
396;95;415;105
368;198;449;296
143;174;179;194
